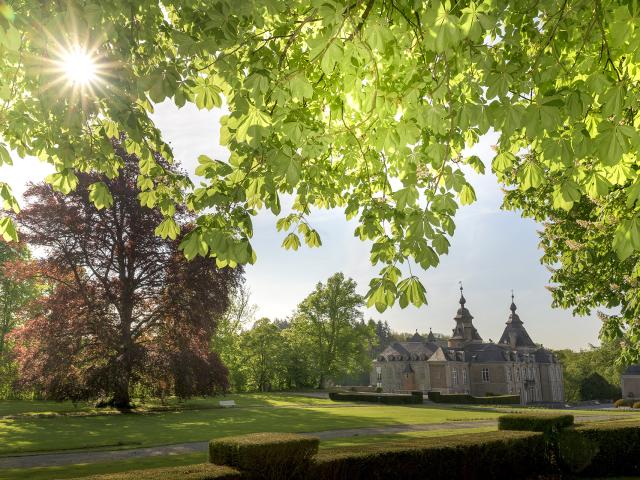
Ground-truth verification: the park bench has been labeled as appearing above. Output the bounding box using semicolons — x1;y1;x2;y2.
219;400;236;408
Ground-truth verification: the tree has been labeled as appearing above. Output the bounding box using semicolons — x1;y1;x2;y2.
292;273;372;388
10;140;242;407
5;1;640;357
240;318;285;392
555;340;624;402
212;283;257;392
0;241;36;358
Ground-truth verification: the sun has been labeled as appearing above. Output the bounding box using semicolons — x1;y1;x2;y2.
61;47;98;86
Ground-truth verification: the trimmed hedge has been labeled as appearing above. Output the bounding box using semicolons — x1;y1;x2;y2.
209;432;319;479
558;419;640;476
78;464;242;480
498;414;574;433
310;430;548;480
329;391;422;404
428;391;520;405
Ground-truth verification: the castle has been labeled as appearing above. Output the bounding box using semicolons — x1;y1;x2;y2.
371;288;565;404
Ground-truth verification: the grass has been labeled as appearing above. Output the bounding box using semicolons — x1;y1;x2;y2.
0;427;498;480
0;393;334;418
0;401;501;455
1;394;639;479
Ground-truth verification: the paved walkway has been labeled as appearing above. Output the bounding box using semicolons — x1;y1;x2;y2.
0;414;626;470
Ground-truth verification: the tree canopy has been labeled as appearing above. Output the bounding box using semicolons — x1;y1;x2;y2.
10;141;242;407
2;1;640;355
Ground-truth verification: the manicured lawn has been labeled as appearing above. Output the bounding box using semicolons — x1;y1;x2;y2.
0;427;498;480
0;393;333;418
0;401;500;454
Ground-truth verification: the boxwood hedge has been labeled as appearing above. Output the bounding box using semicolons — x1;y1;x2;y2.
427;391;520;405
328;391;423;404
209;432;319;479
498;414;574;433
310;430;548;480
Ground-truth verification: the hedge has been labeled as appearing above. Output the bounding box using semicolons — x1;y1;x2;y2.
310;430;548;480
428;391;520;405
78;464;242;480
328;391;423;404
209;432;319;479
498;414;574;433
557;419;640;476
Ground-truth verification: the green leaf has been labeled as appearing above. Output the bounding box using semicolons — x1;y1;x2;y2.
585;172;611;198
613;217;640;260
0;144;12;165
393;186;419;209
552;180;581;211
179;229;209;260
0;217;18;242
155;218;180;240
492;152;515;173
88;182;114;210
282;232;301;251
459;184;476;205
397;276;427;308
288;74;313;100
518;162;544;190
46;169;79;194
321;42;343;75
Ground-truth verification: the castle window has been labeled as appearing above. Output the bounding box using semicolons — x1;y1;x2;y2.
452;368;458;385
463;369;468;384
506;368;512;383
482;368;490;383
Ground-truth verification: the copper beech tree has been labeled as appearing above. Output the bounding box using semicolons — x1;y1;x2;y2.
10;141;242;408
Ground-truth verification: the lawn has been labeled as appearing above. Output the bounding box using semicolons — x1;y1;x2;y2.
1;393;640;480
0;399;500;454
0;426;498;480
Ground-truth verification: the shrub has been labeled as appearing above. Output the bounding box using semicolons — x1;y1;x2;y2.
578;372;620;401
209;432;319;479
77;464;241;479
498;414;574;433
328;391;422;404
310;430;548;480
428;391;520;405
557;419;640;476
634;401;640;409
614;398;634;407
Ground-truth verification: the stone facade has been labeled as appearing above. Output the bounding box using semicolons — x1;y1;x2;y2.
371;290;565;404
621;365;640;399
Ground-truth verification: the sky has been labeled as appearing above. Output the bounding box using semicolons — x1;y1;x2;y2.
0;101;604;350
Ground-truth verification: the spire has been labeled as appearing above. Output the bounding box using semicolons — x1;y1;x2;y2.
427;328;436;342
499;292;536;349
448;282;482;347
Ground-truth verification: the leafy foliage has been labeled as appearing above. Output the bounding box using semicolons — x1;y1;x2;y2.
9;143;242;406
5;1;640;359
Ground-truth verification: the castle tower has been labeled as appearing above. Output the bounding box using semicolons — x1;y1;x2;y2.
498;293;536;350
448;285;483;348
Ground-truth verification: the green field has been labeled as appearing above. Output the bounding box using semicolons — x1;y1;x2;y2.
1;393;639;480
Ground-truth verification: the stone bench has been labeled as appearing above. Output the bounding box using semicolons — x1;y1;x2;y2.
219;400;236;408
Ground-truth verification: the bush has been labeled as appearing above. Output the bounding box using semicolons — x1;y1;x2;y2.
209;432;319;479
614;398;634;407
329;391;422;404
498;414;574;433
578;372;620;401
310;430;548;480
428;391;520;405
78;464;241;479
634;401;640;409
557;419;640;476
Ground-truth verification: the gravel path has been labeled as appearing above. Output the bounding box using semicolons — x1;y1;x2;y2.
0;414;627;470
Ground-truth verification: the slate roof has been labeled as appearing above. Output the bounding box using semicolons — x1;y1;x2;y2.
623;364;640;375
498;299;537;348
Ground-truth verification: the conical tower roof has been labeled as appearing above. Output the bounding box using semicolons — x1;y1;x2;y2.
448;284;482;347
498;293;536;349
